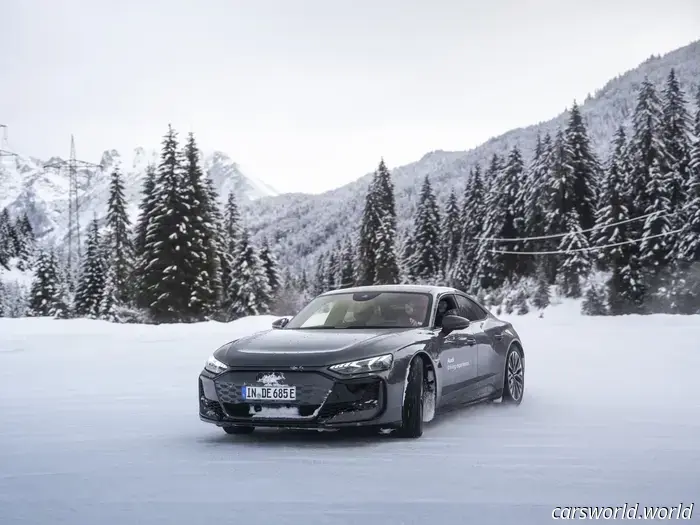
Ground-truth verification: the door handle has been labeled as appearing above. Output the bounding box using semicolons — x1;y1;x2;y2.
493;333;503;341
466;337;476;345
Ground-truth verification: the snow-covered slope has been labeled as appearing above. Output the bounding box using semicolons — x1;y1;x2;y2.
242;40;700;272
1;312;698;524
0;146;278;244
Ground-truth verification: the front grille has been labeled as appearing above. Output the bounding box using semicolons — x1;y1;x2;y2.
210;370;384;424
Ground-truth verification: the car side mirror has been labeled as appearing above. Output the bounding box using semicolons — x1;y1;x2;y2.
440;314;470;335
272;317;290;329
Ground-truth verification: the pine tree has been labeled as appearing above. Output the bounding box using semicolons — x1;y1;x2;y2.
557;210;591;298
74;219;107;318
103;168;135;307
581;280;607;316
138;125;194;322
133;164;156;264
259;238;282;298
673;86;700;313
357;159;400;285
660;69;692;229
222;191;244;298
564;101;600;231
339;237;355;288
372;160;400;285
182;132;220;319
532;262;550;310
474;149;525;289
441;190;461;276
408;176;442;281
312;253;327;296
593;127;630;270
225;231;272;319
0;208;12;269
28;249;67;317
0;280;5;317
453;165;485;291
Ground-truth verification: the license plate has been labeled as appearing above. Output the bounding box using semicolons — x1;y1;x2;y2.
242;386;296;401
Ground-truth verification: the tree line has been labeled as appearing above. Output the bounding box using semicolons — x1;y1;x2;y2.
1;126;280;323
308;70;700;316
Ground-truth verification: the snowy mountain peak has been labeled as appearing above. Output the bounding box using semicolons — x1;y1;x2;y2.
0;146;279;245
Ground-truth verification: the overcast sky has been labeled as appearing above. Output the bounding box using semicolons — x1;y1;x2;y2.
1;0;698;195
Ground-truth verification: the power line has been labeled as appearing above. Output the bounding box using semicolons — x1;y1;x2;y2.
475;202;691;243
486;227;684;255
0;124;19;158
43;135;103;285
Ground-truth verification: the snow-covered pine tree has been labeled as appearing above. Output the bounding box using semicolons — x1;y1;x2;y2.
13;214;36;270
452;164;484;291
221;191;245;312
441;190;461;277
531;261;550;310
103;167;135;307
312;252;327;296
182;132;220;320
593;127;630;271
542;129;576;283
133;164;156;263
408;175;442;282
259;238;282;298
357;159;400;285
28;249;67;317
203;175;228;312
225;231;272;319
325;245;339;290
672;86;700;313
138;125;196;322
626;79;671;249
581;279;607;316
564;101;601;232
372;159;400;285
339;237;355;288
660;69;692;233
557;210;591;298
0;208;11;269
474;148;525;290
0;279;5;317
132;163;156;308
74;218;107;318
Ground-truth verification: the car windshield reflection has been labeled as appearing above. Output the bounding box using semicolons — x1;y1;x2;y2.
284;291;433;330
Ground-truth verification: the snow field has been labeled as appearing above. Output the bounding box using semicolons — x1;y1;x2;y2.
1;309;699;524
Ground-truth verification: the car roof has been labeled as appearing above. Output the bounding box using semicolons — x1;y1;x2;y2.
320;284;459;297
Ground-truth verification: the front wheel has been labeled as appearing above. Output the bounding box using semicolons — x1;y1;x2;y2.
396;357;424;438
501;346;524;405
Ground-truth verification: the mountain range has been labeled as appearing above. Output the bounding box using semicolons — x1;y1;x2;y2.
0;40;698;276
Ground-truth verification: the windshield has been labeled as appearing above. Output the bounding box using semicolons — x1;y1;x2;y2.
285;291;433;329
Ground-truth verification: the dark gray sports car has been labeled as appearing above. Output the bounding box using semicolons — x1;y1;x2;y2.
198;284;525;438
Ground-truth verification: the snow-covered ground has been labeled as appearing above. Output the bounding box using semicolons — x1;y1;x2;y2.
1;309;699;524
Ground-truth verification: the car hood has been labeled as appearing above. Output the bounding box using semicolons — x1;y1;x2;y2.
215;328;416;367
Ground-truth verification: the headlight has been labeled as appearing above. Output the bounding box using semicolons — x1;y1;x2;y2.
204;355;228;374
328;354;393;375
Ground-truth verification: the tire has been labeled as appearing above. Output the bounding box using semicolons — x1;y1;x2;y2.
501;345;524;405
223;425;255;435
396;357;424;438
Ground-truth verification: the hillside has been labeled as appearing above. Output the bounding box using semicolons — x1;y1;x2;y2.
241;40;700;272
0;146;278;244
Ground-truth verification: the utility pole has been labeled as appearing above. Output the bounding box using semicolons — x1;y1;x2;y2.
44;135;103;285
0;124;18;158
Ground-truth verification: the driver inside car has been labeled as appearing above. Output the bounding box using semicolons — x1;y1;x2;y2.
435;299;457;327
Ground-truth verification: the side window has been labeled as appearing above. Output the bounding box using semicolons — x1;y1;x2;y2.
455;295;487;321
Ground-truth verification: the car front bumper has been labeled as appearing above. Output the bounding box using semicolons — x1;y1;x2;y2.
198;367;405;429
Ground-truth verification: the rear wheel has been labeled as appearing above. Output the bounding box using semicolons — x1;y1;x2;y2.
501;346;524;405
223;425;254;435
396;357;424;438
